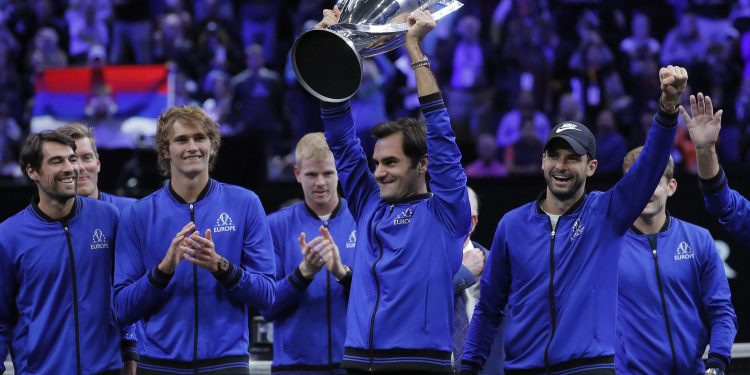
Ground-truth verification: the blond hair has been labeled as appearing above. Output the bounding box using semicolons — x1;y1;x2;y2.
55;122;98;158
295;132;333;165
155;106;221;176
623;146;674;180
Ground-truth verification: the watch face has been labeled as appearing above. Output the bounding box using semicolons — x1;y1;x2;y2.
219;258;229;271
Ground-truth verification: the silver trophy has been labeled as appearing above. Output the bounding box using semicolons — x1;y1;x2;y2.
292;0;463;102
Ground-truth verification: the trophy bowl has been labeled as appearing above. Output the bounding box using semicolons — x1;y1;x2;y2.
292;0;463;102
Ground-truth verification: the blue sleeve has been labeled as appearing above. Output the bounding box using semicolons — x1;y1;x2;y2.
605;110;678;235
699;231;737;371
453;265;476;295
461;222;511;374
421;93;472;239
321;101;380;221
214;194;276;310
0;241;15;373
700;168;750;243
260;215;311;321
113;206;174;325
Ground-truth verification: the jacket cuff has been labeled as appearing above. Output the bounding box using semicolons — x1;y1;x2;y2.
121;339;138;362
212;260;242;288
459;361;481;375
419;92;445;112
320;101;351;118
707;353;728;371
454;266;476;293
288;267;315;291
698;166;727;195
655;108;679;128
148;266;173;289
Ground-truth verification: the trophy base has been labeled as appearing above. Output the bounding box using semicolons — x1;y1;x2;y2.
292;28;362;103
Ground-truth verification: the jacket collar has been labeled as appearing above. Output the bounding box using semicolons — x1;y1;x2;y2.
386;192;432;205
168;179;212;204
304;198;343;220
630;212;671;235
31;195;79;223
535;190;586;216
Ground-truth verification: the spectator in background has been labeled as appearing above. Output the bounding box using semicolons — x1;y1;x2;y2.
28;27;67;76
0;101;22;177
495;90;550;150
110;0;152;65
351;56;395;158
201;69;232;128
438;15;494;138
152;12;195;77
594;110;628;174
239;0;282;65
0;44;24;123
554;92;584;125
65;0;109;65
504;119;544;175
569;36;624;123
196;21;243;79
620;13;661;78
465;133;508;178
661;12;706;71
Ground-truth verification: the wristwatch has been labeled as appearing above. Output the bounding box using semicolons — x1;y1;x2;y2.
705;368;723;375
217;257;229;273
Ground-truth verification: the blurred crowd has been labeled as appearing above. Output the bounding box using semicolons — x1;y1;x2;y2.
0;0;749;185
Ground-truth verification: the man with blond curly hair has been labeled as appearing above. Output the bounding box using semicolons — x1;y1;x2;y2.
113;105;276;374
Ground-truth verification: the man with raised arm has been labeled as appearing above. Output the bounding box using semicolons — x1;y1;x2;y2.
460;66;686;374
681;93;750;242
317;8;472;374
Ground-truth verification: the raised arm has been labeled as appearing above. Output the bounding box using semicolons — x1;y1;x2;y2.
681;93;750;242
406;10;472;237
606;66;684;234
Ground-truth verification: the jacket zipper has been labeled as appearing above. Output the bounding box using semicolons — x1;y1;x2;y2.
543;220;557;372
63;223;82;375
649;236;677;374
368;203;394;371
323;220;333;374
190;203;199;374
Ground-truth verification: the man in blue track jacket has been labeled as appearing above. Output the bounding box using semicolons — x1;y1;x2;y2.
113;106;276;374
0;132;124;374
680;93;750;242
262;132;356;375
56;123;139;371
617;147;736;375
460;66;687;375
317;8;472;374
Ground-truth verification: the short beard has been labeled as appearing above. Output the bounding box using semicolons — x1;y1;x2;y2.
546;176;585;203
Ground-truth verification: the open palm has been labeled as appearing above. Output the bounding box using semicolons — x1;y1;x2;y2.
679;93;723;150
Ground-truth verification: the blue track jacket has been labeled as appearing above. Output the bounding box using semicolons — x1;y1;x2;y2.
100;191;136;213
0;197;123;374
262;200;356;375
113;179;276;374
321;93;472;373
616;216;736;374
461;110;678;374
699;167;750;242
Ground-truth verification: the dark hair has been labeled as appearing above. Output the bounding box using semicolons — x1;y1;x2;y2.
20;131;77;180
370;117;427;167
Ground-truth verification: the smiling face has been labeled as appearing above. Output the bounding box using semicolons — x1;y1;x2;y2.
372;132;426;203
73;136;101;198
27;141;79;204
165;120;213;179
542;139;597;204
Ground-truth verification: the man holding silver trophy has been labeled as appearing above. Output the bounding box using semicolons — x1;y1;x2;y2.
300;2;471;374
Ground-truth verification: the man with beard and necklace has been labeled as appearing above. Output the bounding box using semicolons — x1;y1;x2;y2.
460;66;687;375
616;147;736;375
0;131;126;374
